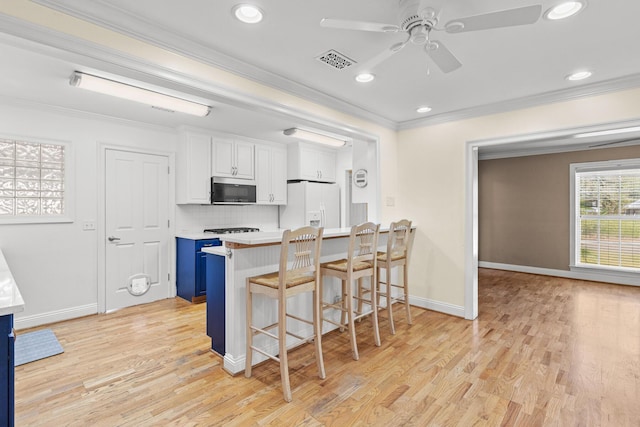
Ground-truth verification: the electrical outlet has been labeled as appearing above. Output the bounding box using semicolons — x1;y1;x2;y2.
334;295;341;304
82;221;96;231
386;196;395;207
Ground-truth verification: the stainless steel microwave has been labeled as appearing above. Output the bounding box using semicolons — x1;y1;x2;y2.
210;177;257;204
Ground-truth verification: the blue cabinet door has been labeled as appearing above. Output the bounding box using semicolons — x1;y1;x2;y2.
176;238;221;303
205;253;225;355
0;314;14;427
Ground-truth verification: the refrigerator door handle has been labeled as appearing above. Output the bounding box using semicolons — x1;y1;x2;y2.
320;205;325;228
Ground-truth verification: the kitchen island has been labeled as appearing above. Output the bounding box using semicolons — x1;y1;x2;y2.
1;249;25;426
202;227;394;375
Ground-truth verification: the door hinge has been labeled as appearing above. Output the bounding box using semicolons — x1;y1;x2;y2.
168;166;170;174
168;219;170;228
168;273;170;281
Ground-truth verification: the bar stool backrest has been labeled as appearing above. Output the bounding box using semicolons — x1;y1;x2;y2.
387;219;412;260
347;222;380;269
280;226;324;295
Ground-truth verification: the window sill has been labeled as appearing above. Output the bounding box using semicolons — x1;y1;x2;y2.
570;264;639;279
0;216;73;225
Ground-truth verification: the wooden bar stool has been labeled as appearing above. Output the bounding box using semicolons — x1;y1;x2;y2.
376;219;413;335
245;226;325;402
320;222;380;361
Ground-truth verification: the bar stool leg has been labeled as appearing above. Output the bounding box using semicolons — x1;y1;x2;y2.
371;272;381;347
346;274;359;361
340;280;346;332
313;286;326;379
386;265;396;335
278;296;292;402
403;263;412;325
245;281;253;378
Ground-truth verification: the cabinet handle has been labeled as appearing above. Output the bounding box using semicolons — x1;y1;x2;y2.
108;236;120;242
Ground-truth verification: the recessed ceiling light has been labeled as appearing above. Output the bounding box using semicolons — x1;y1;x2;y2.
355;73;375;83
544;1;585;20
566;70;592;81
232;4;264;24
416;106;432;113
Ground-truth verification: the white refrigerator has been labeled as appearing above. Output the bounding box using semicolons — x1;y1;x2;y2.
279;181;340;229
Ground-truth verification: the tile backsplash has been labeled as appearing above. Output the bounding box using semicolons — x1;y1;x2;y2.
175;204;279;233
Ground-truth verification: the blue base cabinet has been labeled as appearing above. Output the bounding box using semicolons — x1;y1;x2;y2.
176;238;221;303
1;314;15;427
205;253;225;355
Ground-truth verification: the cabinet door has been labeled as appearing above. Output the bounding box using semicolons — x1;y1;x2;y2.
317;149;336;183
212;138;235;177
255;145;272;204
177;132;211;204
0;315;13;426
234;142;255;179
270;147;287;204
298;145;320;181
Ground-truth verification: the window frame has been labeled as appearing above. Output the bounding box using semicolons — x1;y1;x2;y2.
0;134;74;225
570;158;640;276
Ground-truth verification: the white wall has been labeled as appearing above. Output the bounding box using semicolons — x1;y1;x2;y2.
175;204;279;233
0;103;177;328
398;87;640;314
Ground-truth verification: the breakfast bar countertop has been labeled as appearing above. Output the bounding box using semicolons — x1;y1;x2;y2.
218;227;392;247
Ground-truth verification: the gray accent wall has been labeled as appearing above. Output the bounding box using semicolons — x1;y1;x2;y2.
479;144;640;270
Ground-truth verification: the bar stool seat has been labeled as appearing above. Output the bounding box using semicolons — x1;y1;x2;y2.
320;222;380;361
376;219;413;335
245;226;325;403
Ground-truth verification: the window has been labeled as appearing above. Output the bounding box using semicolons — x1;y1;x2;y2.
571;159;640;273
0;137;72;223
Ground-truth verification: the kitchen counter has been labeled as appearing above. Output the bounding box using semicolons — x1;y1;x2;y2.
0;248;25;316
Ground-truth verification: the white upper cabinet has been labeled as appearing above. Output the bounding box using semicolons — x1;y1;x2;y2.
256;144;287;205
176;130;212;204
212;138;254;180
287;142;337;183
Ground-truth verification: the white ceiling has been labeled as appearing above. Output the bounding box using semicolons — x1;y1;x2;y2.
1;0;640;153
25;0;640;127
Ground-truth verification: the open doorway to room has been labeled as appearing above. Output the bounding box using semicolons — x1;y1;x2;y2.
466;120;640;319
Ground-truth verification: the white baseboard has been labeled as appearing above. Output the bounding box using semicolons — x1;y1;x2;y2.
409;296;465;318
479;262;639;287
14;303;98;330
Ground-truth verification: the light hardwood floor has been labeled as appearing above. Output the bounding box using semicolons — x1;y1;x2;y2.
14;269;640;426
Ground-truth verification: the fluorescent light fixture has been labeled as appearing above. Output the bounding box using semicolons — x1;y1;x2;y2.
232;4;264;23
69;72;211;117
574;126;640;138
283;128;349;147
355;73;375;83
416;106;432;113
544;1;585;20
566;70;592;81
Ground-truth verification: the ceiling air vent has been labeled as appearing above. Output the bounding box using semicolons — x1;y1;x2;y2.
316;49;357;70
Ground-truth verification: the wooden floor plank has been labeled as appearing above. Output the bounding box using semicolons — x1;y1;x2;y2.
14;269;640;426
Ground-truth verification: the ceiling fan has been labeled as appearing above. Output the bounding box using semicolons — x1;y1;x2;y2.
320;0;542;74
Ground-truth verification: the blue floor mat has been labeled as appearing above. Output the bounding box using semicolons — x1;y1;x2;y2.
14;329;64;366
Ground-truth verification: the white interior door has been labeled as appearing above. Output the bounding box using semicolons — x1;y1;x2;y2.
105;149;170;311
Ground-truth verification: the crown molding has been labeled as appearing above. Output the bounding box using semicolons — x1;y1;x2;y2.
398;73;640;130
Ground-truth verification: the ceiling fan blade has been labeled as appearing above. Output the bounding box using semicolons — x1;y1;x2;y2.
425;40;462;73
320;18;400;33
444;5;542;33
357;41;408;72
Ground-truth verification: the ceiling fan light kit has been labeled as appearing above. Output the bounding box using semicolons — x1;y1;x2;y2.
232;4;264;24
69;72;211;117
544;1;585;20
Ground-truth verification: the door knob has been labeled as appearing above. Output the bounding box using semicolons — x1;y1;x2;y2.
108;236;121;242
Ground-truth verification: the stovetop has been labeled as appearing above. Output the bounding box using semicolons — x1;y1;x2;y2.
203;227;260;234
